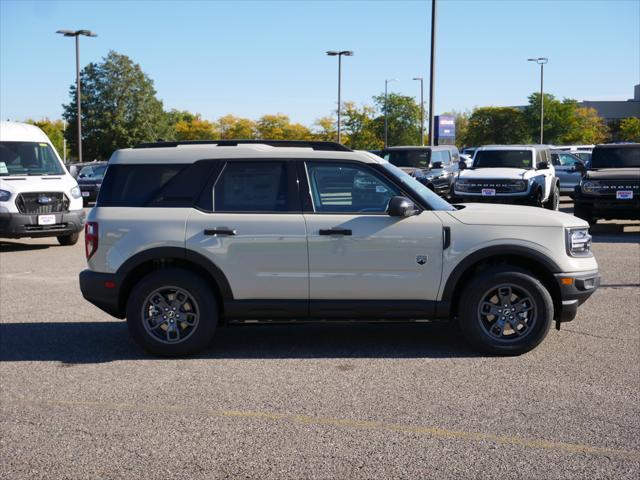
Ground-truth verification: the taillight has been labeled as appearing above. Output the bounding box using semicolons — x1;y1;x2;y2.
85;222;99;260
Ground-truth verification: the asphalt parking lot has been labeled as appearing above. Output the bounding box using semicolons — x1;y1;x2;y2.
1;201;639;479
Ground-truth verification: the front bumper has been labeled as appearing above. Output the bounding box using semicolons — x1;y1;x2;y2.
0;210;86;238
573;191;640;220
79;184;100;203
451;190;537;205
554;269;600;322
79;269;125;318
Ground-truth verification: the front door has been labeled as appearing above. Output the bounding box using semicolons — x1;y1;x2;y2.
303;161;444;307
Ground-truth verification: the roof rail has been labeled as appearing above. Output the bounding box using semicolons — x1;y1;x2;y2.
133;139;353;152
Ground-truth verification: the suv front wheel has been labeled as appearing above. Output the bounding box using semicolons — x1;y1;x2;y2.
126;268;218;356
458;266;553;355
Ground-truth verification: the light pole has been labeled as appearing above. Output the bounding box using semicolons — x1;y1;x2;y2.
428;0;437;146
326;50;353;144
384;78;397;148
528;57;548;144
57;29;97;163
413;76;424;145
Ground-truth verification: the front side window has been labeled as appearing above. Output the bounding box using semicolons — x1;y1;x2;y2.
559;153;580;167
384;149;431;168
306;162;400;213
474;150;533;169
79;164;108;178
0;141;64;176
214;161;291;212
431;150;451;166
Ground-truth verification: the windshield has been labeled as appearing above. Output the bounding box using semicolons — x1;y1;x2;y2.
79;164;108;178
0;141;65;176
473;150;533;169
382;162;455;211
590;146;640;169
384;149;431;168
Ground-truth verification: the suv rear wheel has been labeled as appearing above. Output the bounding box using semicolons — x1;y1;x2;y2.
458;266;553;355
57;231;79;246
126;268;218;356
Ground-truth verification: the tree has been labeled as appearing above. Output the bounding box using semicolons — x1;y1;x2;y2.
313;116;337;142
255;114;312;140
166;109;218;141
371;93;421;147
26;118;68;160
619;117;640;142
464;107;530;145
62;50;168;161
561;107;609;144
341;102;381;149
219;114;256;139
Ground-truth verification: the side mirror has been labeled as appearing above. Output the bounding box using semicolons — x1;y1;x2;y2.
537;161;549;170
79;173;86;178
458;160;467;171
430;161;443;170
388;196;418;217
575;161;586;175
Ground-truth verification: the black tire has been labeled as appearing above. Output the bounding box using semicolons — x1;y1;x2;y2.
57;231;80;246
126;268;218;356
545;183;559;210
574;205;596;225
458;266;553;355
532;188;543;208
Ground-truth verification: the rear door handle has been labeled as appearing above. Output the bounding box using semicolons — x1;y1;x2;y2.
319;228;352;236
204;228;237;236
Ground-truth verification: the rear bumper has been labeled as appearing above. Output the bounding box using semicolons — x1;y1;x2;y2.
0;210;85;238
554;269;600;322
79;269;125;318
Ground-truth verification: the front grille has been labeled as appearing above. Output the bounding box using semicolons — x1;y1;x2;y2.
15;192;69;214
597;180;639;196
458;180;524;194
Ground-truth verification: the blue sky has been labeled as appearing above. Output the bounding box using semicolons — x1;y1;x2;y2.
1;0;638;127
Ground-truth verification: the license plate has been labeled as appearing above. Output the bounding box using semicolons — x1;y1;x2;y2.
82;191;90;197
481;188;496;196
616;190;633;200
38;214;56;226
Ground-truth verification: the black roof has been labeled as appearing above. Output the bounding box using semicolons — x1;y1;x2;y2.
134;139;352;152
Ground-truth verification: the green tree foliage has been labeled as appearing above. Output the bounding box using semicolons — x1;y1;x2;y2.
619;117;640;142
26;118;68;160
372;93;421;147
341;102;381;149
63;51;168;161
464;107;531;145
561;107;609;144
313;116;337;142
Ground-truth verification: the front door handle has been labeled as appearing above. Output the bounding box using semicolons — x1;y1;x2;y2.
319;228;352;236
204;228;237;236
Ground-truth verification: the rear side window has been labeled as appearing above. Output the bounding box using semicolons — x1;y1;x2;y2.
213;161;293;212
98;162;216;207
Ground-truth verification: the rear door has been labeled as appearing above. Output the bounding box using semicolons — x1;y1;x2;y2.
185;160;308;302
302;161;444;306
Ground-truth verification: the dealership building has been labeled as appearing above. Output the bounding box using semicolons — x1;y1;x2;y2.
579;84;640;139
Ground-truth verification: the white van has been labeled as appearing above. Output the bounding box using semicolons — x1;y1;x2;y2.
0;121;85;245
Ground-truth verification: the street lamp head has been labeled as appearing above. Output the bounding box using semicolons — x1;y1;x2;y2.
528;57;548;64
326;51;338;56
78;30;98;37
340;50;354;56
56;29;98;37
56;29;76;36
412;76;423;81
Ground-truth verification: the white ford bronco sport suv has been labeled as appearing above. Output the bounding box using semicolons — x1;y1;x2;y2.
453;145;560;210
0;121;85;244
79;140;599;356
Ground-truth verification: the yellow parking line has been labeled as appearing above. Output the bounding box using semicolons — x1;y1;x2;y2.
2;397;638;461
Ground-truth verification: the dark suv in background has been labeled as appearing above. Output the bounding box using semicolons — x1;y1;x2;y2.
381;145;461;198
77;162;108;206
573;144;639;224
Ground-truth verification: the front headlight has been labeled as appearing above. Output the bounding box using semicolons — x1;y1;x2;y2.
509;180;527;192
0;189;11;202
70;186;82;199
565;227;592;257
581;181;602;194
455;179;470;191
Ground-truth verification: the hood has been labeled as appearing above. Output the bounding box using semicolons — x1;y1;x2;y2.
447;203;587;228
585;168;640;181
399;166;430;177
459;167;531;180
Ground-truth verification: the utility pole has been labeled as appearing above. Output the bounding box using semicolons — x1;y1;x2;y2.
413;77;424;145
326;50;354;144
427;0;437;146
528;57;548;144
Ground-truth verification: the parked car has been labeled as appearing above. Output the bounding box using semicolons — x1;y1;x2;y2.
461;147;476;157
0;121;85;245
380;145;461;198
572;151;592;167
551;150;585;196
573;143;640;224
453;145;560;210
79;139;598;357
459;153;473;168
77;162;108;206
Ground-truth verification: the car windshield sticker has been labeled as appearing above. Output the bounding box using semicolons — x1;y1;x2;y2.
0;162;8;174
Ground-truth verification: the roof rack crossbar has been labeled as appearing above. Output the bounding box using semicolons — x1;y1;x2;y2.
134;139;352;152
